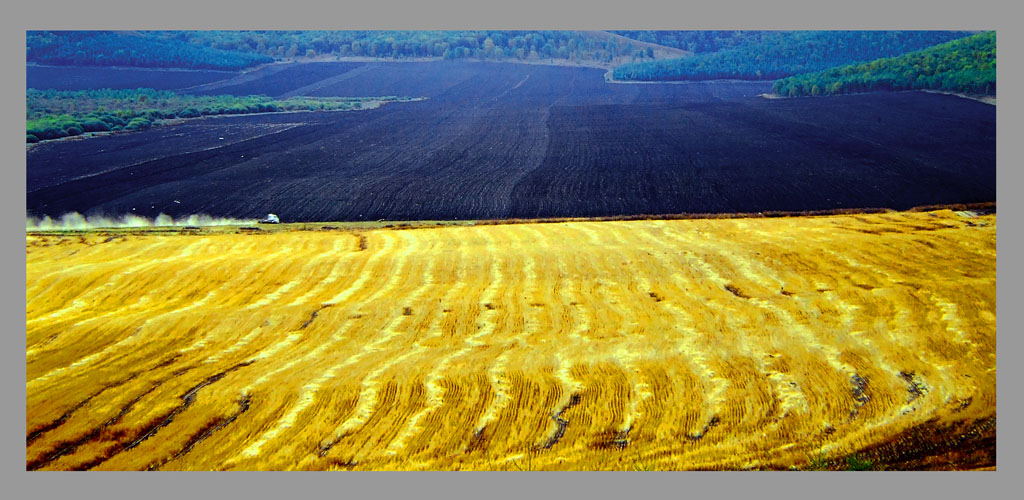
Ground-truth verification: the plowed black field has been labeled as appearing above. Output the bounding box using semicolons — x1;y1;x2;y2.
182;62;368;97
27;65;237;91
26;62;995;222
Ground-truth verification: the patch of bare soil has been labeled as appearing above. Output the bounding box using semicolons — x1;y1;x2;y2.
856;417;996;470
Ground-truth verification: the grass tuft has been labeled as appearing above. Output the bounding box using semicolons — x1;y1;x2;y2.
804;451;831;471
845;453;876;471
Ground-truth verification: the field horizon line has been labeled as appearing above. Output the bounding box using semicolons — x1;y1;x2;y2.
25;201;996;235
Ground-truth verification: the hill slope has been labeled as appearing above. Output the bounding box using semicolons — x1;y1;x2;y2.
611;31;972;81
26;63;995;222
26;211;996;470
772;31;995;97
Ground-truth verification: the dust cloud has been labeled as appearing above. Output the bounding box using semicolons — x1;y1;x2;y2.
27;212;256;230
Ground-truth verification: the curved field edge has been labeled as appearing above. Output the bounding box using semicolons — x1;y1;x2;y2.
26;210;996;470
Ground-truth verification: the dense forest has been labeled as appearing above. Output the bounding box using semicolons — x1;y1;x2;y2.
611;31;777;53
27;31;272;70
27;31;659;70
26;88;408;142
771;31;995;97
162;30;658;64
612;31;972;81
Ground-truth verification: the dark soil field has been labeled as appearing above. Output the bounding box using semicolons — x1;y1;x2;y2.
27;65;237;91
26;61;995;222
182;62;368;97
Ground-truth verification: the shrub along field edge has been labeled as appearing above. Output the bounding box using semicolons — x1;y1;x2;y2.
26;88;419;143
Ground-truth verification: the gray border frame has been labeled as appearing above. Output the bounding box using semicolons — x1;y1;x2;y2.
6;1;1017;498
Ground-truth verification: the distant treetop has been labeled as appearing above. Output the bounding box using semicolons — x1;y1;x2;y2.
26;30;983;80
28;30;724;70
26;30;695;70
610;31;778;54
27;31;273;70
154;30;661;65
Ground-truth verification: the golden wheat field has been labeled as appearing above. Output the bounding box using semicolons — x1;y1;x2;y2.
25;209;996;471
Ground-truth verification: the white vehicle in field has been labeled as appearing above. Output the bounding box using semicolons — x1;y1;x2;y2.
258;213;280;224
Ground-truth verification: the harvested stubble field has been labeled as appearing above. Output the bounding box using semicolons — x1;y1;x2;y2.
25;209;995;470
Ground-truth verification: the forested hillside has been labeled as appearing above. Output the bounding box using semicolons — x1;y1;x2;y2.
27;31;666;70
611;31;776;53
771;31;995;97
612;31;971;81
31;30;978;76
166;30;662;64
27;31;273;70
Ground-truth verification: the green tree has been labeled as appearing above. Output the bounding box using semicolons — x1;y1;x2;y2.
771;31;995;97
